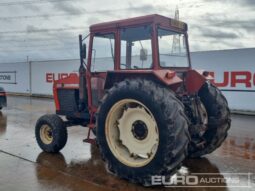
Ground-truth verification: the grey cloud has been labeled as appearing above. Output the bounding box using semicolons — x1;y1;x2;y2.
213;39;244;47
204;16;255;32
26;25;39;33
95;4;166;15
22;4;41;12
86;16;101;26
235;0;255;6
214;20;255;31
53;2;85;14
202;29;239;39
128;4;155;13
188;4;203;8
195;12;255;33
190;37;245;52
130;4;171;14
203;0;255;7
1;0;254;62
84;4;170;24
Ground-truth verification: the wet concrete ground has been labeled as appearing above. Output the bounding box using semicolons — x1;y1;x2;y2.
0;95;254;191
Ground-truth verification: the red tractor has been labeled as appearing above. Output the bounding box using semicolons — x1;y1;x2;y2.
35;14;231;186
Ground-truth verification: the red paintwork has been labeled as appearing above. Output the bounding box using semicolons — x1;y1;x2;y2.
152;70;182;86
90;14;187;32
53;73;79;111
185;70;213;94
210;71;255;88
103;70;182;90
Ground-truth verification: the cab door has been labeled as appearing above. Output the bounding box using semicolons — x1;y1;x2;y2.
88;32;116;109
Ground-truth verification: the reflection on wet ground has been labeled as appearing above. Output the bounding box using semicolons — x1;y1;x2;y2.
0;95;254;191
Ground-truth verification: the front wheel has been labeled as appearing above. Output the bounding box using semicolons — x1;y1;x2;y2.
35;114;67;153
96;79;189;186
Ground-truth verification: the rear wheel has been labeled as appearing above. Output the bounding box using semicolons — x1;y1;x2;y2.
106;99;159;167
96;79;189;186
35;114;67;153
188;82;231;157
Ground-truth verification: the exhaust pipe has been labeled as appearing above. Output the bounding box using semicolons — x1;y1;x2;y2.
78;34;87;112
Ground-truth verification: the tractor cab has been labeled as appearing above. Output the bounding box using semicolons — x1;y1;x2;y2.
53;14;193;120
53;14;210;124
88;14;190;71
86;14;193;107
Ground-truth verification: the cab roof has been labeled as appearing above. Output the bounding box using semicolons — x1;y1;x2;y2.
90;14;188;32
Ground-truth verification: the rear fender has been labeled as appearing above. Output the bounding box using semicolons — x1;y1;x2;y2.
104;70;183;90
185;69;213;94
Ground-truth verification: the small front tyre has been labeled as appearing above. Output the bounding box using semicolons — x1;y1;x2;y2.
35;114;67;153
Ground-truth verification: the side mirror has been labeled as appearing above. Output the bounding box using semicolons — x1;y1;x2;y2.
140;48;148;61
82;43;86;59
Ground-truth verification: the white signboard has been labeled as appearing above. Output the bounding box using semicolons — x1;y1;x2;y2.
0;71;17;84
191;48;255;111
31;59;80;95
0;62;29;94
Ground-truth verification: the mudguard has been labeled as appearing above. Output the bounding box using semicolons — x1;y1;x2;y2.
104;70;183;90
185;69;213;94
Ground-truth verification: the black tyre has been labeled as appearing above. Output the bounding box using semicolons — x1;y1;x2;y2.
96;79;189;186
188;82;231;157
35;114;67;153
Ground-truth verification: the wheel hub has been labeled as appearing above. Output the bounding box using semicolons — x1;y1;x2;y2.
117;106;158;159
105;99;159;167
131;120;148;140
198;102;208;136
40;125;53;144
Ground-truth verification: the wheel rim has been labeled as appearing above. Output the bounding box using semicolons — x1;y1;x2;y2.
105;99;159;167
40;124;53;144
198;102;208;137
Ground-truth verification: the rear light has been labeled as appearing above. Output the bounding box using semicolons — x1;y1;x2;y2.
0;92;6;96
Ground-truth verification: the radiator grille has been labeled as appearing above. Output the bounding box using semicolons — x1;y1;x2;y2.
57;89;79;112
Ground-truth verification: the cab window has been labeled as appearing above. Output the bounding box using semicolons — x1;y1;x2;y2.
120;25;152;69
91;33;115;72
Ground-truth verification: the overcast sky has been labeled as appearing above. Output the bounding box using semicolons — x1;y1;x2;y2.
0;0;254;63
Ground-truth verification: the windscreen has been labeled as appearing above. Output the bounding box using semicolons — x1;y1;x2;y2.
120;25;152;69
158;28;189;68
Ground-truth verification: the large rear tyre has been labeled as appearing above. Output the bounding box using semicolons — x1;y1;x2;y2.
35;114;67;153
96;79;189;186
188;83;231;157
